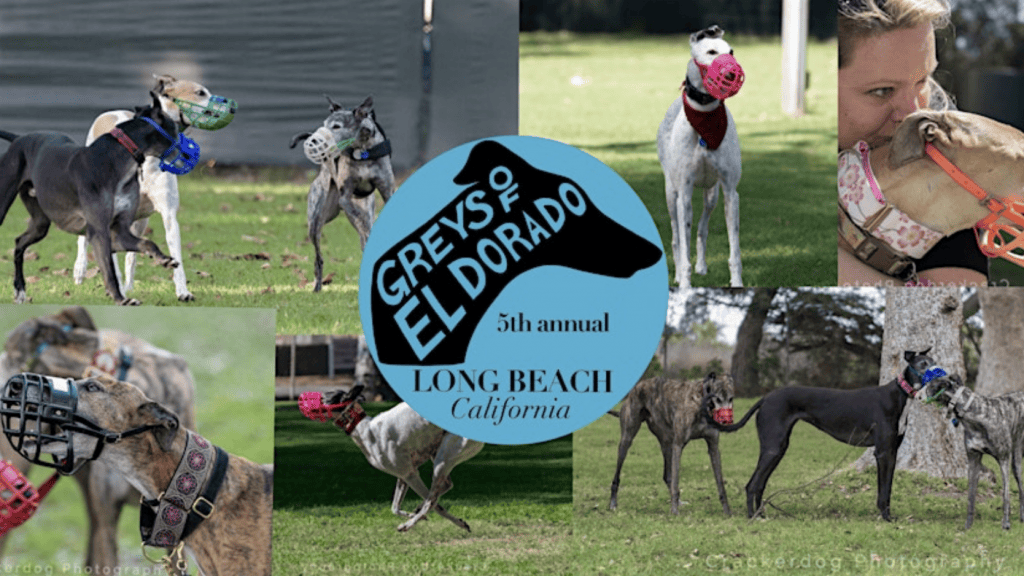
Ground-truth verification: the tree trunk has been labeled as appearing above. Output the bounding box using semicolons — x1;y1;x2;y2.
976;287;1024;397
731;288;779;396
853;287;967;478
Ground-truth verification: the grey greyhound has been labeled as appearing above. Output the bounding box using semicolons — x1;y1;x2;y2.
0;93;181;305
923;373;1024;530
290;96;395;291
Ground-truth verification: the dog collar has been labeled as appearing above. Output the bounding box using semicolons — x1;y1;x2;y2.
924;142;1024;267
683;77;717;106
897;378;917;397
346;139;392;162
334;403;366;435
110;128;145;165
140;431;229;550
88;347;133;382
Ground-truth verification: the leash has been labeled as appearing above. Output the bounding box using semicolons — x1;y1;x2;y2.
0;461;60;537
924;142;1024;266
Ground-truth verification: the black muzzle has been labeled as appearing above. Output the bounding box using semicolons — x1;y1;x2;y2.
0;374;141;475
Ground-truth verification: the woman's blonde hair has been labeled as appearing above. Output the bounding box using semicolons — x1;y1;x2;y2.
839;0;951;68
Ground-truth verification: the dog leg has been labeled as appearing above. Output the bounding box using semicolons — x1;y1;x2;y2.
390;478;415;518
609;405;643;511
746;425;791;518
695;184;720;276
705;434;731;516
1014;449;1024;523
873;439;898;522
340;190;374;250
78;461;131;572
12;199;51;304
74;235;89;285
965;450;982;530
673;183;695;288
159;208;193;301
120;218;148;296
998;456;1012;530
306;169;340;292
723;186;742;287
668;438;687;515
87;228;134;305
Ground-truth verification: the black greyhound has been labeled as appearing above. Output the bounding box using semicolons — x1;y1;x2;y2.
708;350;942;520
0;93;181;305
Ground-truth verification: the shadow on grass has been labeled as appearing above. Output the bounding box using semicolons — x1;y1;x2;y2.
583;130;836;287
274;402;572;511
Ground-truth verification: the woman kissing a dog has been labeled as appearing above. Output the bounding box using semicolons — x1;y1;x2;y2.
837;0;988;287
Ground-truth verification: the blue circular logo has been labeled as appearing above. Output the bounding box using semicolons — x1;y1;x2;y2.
359;136;667;444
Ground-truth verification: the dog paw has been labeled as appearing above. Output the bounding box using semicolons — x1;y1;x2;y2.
118;298;142;306
177;292;195;302
13;291;29;304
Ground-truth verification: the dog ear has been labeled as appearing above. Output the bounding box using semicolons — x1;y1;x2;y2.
888;111;951;169
324;95;343;112
921;346;932;357
137;402;180;452
289;132;312;149
691;25;723;44
354;97;374;120
151;74;177;92
703;372;716;395
903;350;916;363
344;385;365;402
53;306;96;331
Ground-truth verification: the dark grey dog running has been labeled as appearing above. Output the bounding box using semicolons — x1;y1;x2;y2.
0;94;181;305
608;373;736;515
707;350;941;520
922;373;1024;530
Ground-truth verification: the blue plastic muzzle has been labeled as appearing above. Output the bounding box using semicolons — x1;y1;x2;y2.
140;117;201;175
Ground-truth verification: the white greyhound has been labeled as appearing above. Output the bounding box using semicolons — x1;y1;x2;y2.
302;386;484;532
74;75;235;301
657;25;744;288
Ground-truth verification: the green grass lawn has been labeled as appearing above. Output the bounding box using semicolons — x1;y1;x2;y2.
0;168;368;334
0;305;275;572
520;33;837;287
575;398;1021;575
273;401;573;575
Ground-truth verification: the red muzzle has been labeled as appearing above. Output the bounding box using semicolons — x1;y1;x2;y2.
712;407;734;425
0;460;58;537
697;54;744;100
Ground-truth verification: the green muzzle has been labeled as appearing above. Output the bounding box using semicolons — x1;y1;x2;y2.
174;95;237;130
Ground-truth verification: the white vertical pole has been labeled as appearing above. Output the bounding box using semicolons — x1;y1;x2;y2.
781;0;809;117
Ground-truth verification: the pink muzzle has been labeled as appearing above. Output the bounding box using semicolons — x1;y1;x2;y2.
297;391;365;434
697;54;744;100
712;407;734;425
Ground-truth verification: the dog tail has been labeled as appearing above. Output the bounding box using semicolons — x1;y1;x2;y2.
708;398;764;432
607;409;620;418
0;130;18;142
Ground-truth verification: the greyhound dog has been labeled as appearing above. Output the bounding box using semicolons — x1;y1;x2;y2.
708;350;942;520
304;386;483;532
607;373;736;515
0;94;183;305
290;96;395;291
0;374;272;576
0;306;196;572
922;374;1024;530
658;25;744;288
73;75;237;302
840;110;1024;277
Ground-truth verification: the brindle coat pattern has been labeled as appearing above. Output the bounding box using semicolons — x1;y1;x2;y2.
608;373;735;515
51;377;272;576
924;375;1024;530
0;306;196;571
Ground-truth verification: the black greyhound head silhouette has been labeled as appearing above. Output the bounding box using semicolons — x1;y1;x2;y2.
370;140;663;366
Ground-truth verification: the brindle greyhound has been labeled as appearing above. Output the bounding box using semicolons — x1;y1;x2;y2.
0;306;196;572
922;373;1024;530
24;376;272;576
607;373;735;515
707;350;940;520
